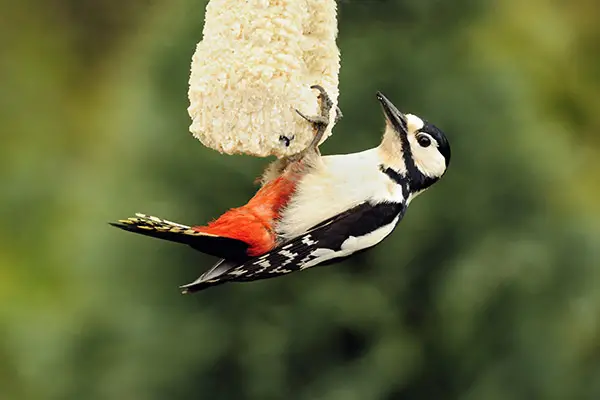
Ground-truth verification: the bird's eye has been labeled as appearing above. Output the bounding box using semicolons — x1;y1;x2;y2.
417;134;431;147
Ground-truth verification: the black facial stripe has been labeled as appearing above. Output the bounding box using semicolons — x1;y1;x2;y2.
396;127;433;193
397;126;415;171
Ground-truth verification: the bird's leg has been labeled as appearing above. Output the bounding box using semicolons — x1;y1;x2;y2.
261;85;337;185
285;84;337;163
295;84;333;152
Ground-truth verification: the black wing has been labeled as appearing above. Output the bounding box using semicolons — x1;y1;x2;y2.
180;201;406;293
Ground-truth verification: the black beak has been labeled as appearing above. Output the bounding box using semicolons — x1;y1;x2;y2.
376;91;407;133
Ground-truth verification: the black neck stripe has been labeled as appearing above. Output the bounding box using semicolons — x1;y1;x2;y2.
380;159;439;195
379;165;410;200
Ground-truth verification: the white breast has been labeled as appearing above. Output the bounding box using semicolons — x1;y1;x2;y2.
277;148;405;239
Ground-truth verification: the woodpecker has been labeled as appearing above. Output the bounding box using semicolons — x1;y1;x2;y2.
111;88;451;293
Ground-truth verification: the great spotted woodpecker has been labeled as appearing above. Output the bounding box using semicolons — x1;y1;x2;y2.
111;87;451;293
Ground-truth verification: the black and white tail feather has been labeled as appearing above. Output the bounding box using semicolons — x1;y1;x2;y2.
110;213;250;261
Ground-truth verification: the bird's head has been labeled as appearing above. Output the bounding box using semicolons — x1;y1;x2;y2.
376;92;451;194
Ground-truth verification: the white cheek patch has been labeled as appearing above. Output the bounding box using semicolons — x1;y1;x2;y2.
408;134;446;178
405;114;445;177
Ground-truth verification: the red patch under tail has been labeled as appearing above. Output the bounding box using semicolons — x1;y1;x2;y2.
193;174;298;256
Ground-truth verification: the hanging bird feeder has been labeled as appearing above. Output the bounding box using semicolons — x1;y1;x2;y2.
187;0;340;158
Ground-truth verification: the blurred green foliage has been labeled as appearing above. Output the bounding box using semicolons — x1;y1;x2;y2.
1;0;599;399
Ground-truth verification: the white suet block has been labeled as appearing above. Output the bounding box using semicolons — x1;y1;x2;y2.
187;0;340;158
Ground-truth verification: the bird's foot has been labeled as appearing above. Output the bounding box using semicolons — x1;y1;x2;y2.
268;85;339;180
298;87;342;126
295;85;334;148
287;85;338;162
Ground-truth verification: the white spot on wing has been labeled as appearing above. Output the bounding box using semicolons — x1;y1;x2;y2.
279;249;298;266
253;259;271;268
302;235;317;246
299;217;400;270
270;266;293;274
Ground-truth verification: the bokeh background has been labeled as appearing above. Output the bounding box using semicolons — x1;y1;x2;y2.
2;0;600;399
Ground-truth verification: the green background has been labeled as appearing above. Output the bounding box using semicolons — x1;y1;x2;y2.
2;0;599;399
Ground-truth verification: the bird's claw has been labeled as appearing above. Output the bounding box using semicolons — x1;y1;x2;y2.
295;84;334;131
295;85;338;153
280;85;341;166
267;86;340;178
310;84;334;113
295;109;329;127
334;105;343;124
